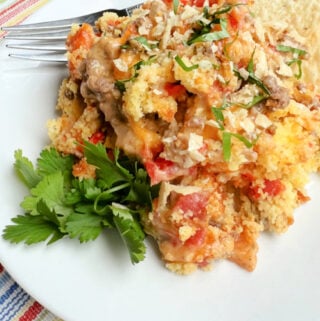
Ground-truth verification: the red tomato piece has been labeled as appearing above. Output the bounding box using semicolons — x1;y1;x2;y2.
185;228;206;246
89;132;105;144
164;82;187;99
174;192;209;219
228;9;239;30
263;179;285;196
247;185;260;200
145;157;176;185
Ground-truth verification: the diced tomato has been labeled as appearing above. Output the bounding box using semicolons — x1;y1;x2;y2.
241;172;255;183
185;228;206;246
89;131;105;144
247;178;285;200
228;9;240;30
174;192;209;219
145;157;176;185
164;82;187;99
263;179;285;196
247;185;260;200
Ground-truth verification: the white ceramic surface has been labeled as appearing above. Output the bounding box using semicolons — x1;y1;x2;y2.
0;1;320;321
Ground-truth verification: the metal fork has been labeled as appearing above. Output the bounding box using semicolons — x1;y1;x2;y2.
1;3;142;63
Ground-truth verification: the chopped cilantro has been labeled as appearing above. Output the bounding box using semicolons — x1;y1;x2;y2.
174;55;199;72
173;0;180;14
212;100;259;161
115;56;157;93
222;132;257;162
276;44;307;79
188;18;229;45
233;50;270;96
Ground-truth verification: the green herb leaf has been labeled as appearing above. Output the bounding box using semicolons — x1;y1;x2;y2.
65;212;109;242
222;131;232;161
133;36;158;50
211;107;226;130
36;199;62;226
233;49;270;95
189;20;229;44
188;18;229;45
230;132;255;148
174;55;199;72
14;150;41;189
173;0;179;14
21;171;72;217
276;44;307;80
233;95;268;109
248;73;270;95
115;56;157;92
37;147;74;178
222;132;257;161
287;58;303;79
3;215;64;245
111;204;146;264
276;44;307;57
83;142;133;188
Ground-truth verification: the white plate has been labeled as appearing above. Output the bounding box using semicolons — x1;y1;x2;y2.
1;1;320;321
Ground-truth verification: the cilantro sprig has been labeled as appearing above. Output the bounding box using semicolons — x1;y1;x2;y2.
3;142;158;264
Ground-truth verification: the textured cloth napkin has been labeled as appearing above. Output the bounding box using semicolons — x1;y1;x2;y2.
0;0;49;37
0;264;63;321
1;3;64;321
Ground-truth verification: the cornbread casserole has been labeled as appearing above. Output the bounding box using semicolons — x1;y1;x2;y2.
47;0;320;274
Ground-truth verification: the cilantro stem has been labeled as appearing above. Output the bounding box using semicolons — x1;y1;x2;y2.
106;182;131;194
93;182;131;215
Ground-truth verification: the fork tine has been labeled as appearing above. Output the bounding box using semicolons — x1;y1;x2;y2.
4;30;69;41
9;53;67;63
1;24;73;32
6;43;66;52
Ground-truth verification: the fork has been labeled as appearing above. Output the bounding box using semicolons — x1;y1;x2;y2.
1;3;142;63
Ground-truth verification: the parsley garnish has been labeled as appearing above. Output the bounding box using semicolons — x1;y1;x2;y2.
3;142;158;264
